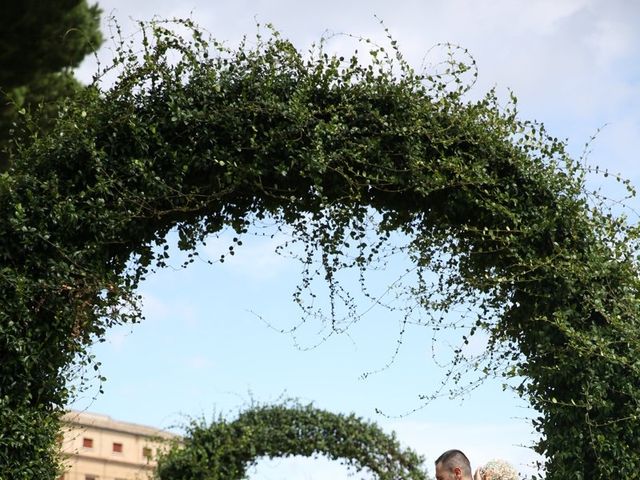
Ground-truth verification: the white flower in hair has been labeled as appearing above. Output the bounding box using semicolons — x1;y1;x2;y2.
481;459;519;480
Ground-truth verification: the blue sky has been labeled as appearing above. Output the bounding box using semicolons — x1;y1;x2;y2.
70;1;640;478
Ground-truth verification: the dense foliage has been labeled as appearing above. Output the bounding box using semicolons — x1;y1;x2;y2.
0;0;102;170
156;403;430;480
2;20;639;479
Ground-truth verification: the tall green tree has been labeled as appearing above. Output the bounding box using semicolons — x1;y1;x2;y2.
0;0;102;170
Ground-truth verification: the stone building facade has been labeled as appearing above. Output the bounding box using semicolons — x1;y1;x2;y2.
60;410;177;480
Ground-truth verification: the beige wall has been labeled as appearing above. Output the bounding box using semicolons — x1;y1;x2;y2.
60;411;177;480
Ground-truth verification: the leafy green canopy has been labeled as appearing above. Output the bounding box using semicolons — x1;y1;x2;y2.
0;0;102;170
156;403;430;480
2;20;640;479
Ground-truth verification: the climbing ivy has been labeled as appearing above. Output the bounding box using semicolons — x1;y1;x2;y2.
155;402;430;480
1;20;639;479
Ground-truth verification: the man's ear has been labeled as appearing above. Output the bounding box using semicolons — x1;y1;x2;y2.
453;466;462;479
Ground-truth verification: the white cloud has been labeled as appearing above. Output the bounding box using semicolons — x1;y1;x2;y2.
107;329;130;352
140;292;171;321
185;354;215;370
202;234;295;281
139;291;199;327
585;18;634;66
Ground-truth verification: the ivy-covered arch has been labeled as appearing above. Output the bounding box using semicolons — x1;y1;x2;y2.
155;403;429;480
2;21;639;479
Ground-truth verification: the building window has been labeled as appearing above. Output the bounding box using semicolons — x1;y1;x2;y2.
112;442;123;453
82;437;93;449
142;446;152;461
85;476;97;480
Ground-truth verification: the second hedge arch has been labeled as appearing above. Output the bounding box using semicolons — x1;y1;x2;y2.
155;403;429;480
2;20;640;479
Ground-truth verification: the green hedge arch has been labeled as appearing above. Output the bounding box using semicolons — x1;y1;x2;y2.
2;21;640;479
155;403;429;480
